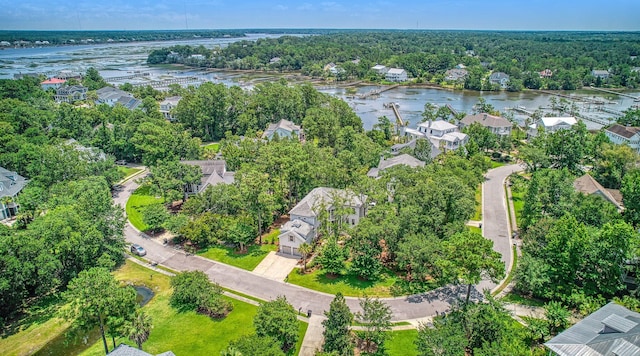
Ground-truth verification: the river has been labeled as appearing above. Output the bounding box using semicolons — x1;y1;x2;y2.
1;35;638;130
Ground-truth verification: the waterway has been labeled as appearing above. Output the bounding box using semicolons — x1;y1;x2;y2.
2;35;638;130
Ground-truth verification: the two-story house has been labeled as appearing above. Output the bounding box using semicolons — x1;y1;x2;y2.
0;167;28;220
371;64;389;75
262;119;304;141
385;68;408;82
160;96;181;121
459;113;512;136
54;85;88;103
605;124;640;153
489;72;510;89
367;154;425;178
527;117;577;137
404;120;469;151
279;187;367;256
181;160;235;195
41;78;67;90
96;87;142;110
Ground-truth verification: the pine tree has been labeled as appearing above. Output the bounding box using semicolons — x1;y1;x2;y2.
322;293;354;355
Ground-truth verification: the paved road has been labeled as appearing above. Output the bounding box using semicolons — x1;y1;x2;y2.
118;164;523;321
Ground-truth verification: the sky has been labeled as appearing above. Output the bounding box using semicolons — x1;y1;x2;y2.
0;0;639;31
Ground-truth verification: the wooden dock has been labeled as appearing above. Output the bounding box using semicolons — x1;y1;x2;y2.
533;89;608;105
357;84;400;99
584;86;640;101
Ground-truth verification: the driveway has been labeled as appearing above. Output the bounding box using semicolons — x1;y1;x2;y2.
115;164;523;321
252;252;300;281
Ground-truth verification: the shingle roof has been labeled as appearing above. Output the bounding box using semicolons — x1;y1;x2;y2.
417;120;457;131
263;119;301;138
540;117;577;128
181;160;234;193
573;174;623;210
368;154;425;178
606;124;640;139
0;166;28;199
280;219;314;243
289;187;366;218
386;68;406;74
460;113;512;128
545;303;640;356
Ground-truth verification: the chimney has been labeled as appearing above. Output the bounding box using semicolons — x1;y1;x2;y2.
483;114;487;121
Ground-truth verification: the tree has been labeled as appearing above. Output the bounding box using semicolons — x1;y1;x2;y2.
226;334;285;356
127;309;153;350
416;318;466;356
170;271;232;318
63;267;137;355
317;238;347;276
439;231;505;303
323;293;354;355
84;67;108;90
413;138;433;162
142;203;169;235
148;160;202;203
348;219;384;281
254;296;299;352
422;103;438;122
544;301;571;335
299;242;312;273
354;296;392;353
622;169;640;227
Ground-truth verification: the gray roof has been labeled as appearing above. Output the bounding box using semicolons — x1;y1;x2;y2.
96;87;141;110
181;160;235;193
289;187;366;218
545;302;640;356
108;344;175;356
0;166;28;199
56;85;88;95
460;113;512;128
489;72;509;81
262;119;302;139
280;219;314;243
367;154;425;178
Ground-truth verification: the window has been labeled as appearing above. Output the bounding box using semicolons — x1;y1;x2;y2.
289;236;294;242
351;219;355;225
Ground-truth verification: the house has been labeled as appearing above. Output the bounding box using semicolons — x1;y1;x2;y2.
0;166;28;221
390;138;442;158
489;72;510;89
385;68;408;82
574;174;624;211
444;68;468;82
605;124;640;153
269;57;281;64
0;41;10;46
367;154;425;178
591;69;610;79
539;69;553;78
181;160;235;195
54;85;88;103
545;302;640;356
371;64;389;75
279;187;367;256
55;70;83;81
96;87;142;110
404;120;469;151
262;119;303;141
65;139;107;161
324;63;344;76
41;78;67;90
108;343;175;356
459;113;512;136
160;96;181;121
528;117;577;137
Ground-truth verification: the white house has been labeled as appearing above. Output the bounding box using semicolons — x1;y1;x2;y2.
279;187;367;256
404;120;469;151
262;119;303;141
371;64;389;75
367;154;425;178
0;166;28;221
489;72;510;89
385;68;408;82
459;113;512;136
591;69;610;79
160;96;181;121
54;85;88;103
605;124;640;153
528;117;577;137
181;160;235;195
41;78;66;90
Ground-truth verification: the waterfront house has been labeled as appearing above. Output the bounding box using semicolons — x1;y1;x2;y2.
489;72;510;89
372;64;389;75
444;68;468;82
385;68;408;82
41;78;66;90
160;96;181;121
605;124;640;153
96;87;142;110
545;302;640;356
181;160;235;195
0;166;28;221
527;117;577;137
54;85;88;103
262;119;303;141
539;69;553;78
459;113;512;136
367;154;425;178
404;120;469;151
390;138;442;159
279;187;367;256
573;174;624;211
591;69;610;79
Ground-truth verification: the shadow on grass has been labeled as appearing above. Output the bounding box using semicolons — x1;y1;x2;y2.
1;294;64;338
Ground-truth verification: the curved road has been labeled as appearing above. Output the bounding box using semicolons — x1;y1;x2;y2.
115;164;523;321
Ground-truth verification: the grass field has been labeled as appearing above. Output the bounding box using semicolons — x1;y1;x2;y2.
472;184;482;221
511;189;525;227
117;166;142;180
125;185;164;232
286;268;397;298
386;329;418;356
80;260;307;356
502;292;546;307
198;243;278;271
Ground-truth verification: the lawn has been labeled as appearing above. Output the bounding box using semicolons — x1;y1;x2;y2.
80;260;307;356
286;267;398;298
472;184;482;221
198;243;278;271
202;142;220;159
125;185;164;232
468;226;482;235
117;166;142;180
490;160;506;169
511;189;525;228
386;329;418;356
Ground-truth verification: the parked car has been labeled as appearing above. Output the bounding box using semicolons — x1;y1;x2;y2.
116;160;127;165
130;244;147;257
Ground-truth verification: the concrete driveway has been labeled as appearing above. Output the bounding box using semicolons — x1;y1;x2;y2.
252;251;300;281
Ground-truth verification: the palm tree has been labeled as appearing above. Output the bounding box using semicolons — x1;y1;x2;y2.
299;243;313;273
127;309;152;350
